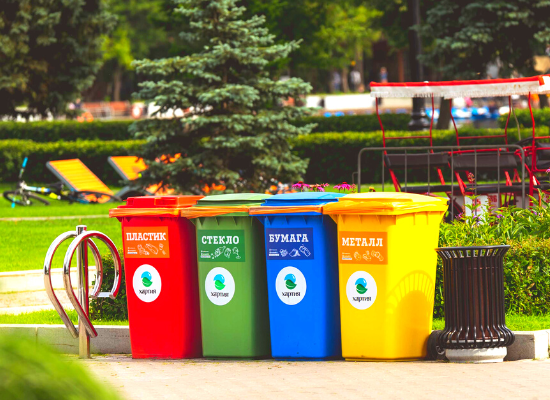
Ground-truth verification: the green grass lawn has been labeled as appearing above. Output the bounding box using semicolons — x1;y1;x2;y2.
0;309;128;325
0;217;122;272
433;314;550;331
2;310;548;331
0;183;124;218
0;182;124;272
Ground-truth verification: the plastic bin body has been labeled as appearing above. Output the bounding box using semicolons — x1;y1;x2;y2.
113;196;203;359
327;193;446;360
257;192;345;359
194;193;271;358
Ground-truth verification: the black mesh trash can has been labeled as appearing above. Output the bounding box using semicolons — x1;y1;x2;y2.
435;245;515;363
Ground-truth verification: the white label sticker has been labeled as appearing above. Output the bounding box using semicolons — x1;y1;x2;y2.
205;267;235;306
275;266;307;306
346;271;377;310
133;264;162;302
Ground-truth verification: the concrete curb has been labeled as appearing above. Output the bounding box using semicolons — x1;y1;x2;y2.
0;325;547;360
505;330;550;361
0;324;131;354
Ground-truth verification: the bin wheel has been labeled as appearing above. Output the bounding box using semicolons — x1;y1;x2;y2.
427;330;446;360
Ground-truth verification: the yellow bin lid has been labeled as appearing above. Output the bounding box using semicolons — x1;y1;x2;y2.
322;192;448;215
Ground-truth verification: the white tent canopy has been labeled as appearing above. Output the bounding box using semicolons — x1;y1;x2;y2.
370;75;550;99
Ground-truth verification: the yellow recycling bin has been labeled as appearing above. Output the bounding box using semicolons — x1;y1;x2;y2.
323;192;448;360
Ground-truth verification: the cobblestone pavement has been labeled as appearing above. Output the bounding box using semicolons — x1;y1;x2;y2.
84;355;550;400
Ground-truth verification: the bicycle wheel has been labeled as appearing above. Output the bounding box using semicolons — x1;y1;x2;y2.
71;191;122;204
3;191;50;206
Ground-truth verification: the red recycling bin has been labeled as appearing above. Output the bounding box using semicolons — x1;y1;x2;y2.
110;196;204;359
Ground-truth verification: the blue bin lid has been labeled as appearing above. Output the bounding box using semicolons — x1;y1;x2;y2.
262;192;346;206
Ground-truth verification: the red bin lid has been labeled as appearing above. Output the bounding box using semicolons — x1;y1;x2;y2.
110;195;204;218
120;196;203;209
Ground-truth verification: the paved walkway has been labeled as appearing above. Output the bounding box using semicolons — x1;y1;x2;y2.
84;356;550;400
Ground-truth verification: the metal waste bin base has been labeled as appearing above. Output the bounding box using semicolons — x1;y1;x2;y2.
446;347;507;363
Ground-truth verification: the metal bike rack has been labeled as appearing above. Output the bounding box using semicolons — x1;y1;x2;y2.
44;225;122;358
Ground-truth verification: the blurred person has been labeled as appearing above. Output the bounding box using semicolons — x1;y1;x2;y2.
379;67;388;83
350;69;361;92
378;67;388;105
332;71;342;92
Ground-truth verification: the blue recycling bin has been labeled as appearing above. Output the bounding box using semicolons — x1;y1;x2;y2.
253;192;345;359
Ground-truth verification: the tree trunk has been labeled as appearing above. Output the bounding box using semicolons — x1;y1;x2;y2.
341;67;349;93
436;98;452;130
540;94;549;109
355;45;364;85
328;69;335;93
396;49;405;82
113;65;122;102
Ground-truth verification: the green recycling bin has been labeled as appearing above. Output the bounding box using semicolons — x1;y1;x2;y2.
190;193;272;358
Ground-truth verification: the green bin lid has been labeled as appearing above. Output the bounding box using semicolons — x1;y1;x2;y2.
196;193;271;207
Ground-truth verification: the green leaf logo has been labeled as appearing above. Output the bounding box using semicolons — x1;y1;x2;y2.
356;284;367;294
284;273;297;290
355;278;367;294
214;273;226;290
141;271;153;288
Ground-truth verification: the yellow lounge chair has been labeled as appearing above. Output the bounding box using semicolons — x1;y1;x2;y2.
108;156;174;199
46;159;119;203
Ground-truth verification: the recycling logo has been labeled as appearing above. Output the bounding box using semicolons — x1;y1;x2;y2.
214;274;226;290
205;267;235;306
276;267;306;306
346;271;377;310
285;274;297;290
141;271;153;287
133;264;161;303
355;278;367;294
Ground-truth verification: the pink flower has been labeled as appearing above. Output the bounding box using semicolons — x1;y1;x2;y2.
546;168;550;174
334;182;352;192
292;181;310;189
309;183;328;192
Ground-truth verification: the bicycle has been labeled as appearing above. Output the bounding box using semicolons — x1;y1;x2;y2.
3;158;121;207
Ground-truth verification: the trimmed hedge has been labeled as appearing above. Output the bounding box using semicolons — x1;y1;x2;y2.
497;108;550;129
298;113;410;133
1;126;544;185
0;139;145;185
291;127;547;183
434;237;550;318
435;203;550;318
0;120;134;142
90;250;127;321
0;114;409;142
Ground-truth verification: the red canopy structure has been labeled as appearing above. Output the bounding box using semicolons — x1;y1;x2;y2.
369;76;550;197
370;75;550;99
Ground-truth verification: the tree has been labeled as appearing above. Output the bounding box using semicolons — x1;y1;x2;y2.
419;1;550;126
0;0;115;119
315;3;381;92
242;0;382;92
419;1;550;80
132;0;313;194
101;0;170;101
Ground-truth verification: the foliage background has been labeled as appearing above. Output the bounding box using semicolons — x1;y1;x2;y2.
434;199;550;317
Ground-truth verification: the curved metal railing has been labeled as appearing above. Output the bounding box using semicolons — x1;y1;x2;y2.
43;225;121;358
